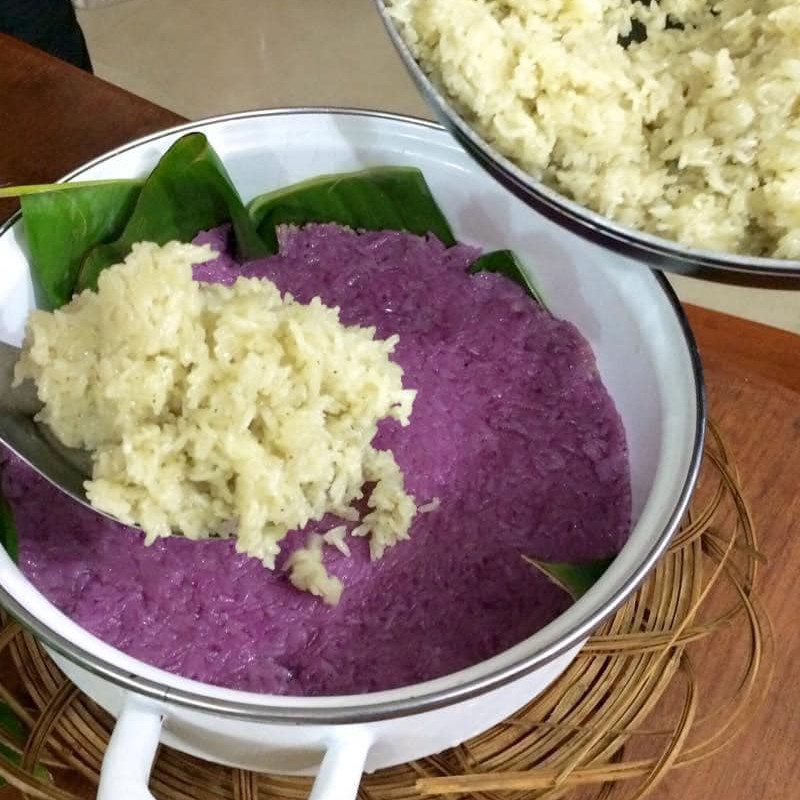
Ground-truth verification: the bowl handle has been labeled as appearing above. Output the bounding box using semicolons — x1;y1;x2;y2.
97;694;163;800
309;727;373;800
97;693;374;800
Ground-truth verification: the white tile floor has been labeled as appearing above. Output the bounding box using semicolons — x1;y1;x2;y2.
76;0;800;333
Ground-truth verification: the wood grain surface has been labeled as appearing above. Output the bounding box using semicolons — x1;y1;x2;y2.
1;33;798;800
0;33;181;220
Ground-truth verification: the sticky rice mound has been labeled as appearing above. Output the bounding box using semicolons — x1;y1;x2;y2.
15;241;417;595
388;0;800;257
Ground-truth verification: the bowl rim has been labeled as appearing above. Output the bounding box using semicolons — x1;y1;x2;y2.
0;107;707;723
373;0;800;279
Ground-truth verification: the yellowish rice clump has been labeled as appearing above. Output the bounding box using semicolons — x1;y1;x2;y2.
16;241;417;593
388;0;800;258
285;533;344;605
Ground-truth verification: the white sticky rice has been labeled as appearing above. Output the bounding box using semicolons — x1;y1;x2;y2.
388;0;800;257
15;241;418;599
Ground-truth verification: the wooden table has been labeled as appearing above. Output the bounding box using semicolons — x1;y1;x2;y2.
1;33;798;800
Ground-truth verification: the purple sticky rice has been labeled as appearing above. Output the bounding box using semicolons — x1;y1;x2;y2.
4;224;631;696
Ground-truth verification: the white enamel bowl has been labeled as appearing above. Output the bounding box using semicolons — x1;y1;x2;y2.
0;110;704;800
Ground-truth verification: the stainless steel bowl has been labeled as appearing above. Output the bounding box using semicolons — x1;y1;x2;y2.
374;0;800;280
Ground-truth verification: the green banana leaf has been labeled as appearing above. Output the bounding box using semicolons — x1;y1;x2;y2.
19;181;142;309
6;136;546;317
524;555;614;600
75;132;269;292
0;704;22;744
247;167;456;252
0;492;18;565
0;489;49;784
468;249;546;307
0;702;50;786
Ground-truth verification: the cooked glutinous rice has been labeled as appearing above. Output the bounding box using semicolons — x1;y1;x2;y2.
388;0;800;257
322;525;351;556
286;534;344;605
418;496;441;514
15;241;417;600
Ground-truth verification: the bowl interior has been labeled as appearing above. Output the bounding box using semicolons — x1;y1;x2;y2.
0;110;704;717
